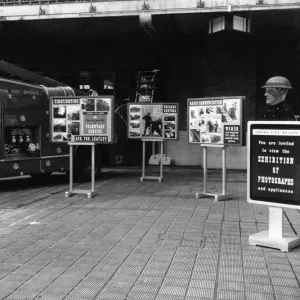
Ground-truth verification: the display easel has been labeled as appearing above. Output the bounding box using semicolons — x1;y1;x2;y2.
141;138;163;183
65;142;95;199
196;145;233;201
249;206;300;252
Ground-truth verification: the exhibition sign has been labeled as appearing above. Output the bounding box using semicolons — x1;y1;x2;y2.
50;96;114;144
127;103;179;140
247;121;300;209
187;96;245;146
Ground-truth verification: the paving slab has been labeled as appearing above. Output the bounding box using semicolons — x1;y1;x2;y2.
0;166;299;299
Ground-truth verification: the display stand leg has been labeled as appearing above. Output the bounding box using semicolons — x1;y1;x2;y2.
65;143;96;199
152;141;155;155
249;206;300;252
141;140;146;180
140;138;163;183
203;146;207;193
196;146;233;201
69;144;73;192
159;141;163;182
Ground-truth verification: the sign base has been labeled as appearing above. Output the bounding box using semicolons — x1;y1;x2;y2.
196;192;233;201
249;230;300;252
140;176;163;183
65;190;95;199
65;142;96;199
141;139;164;183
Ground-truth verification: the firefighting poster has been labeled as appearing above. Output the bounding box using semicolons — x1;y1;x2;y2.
127;103;179;140
187;96;245;146
50;96;114;144
247;122;300;209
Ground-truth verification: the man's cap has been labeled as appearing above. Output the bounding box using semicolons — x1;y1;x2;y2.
262;76;292;89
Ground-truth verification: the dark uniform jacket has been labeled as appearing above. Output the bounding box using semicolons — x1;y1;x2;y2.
258;101;296;121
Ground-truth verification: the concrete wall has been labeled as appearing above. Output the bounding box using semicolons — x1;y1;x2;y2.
165;131;202;166
164;131;247;169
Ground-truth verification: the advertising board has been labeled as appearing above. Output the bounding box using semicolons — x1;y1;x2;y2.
247;121;300;209
187;96;245;146
127;103;179;140
50;96;114;144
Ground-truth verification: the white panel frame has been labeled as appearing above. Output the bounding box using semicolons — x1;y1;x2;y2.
247;121;300;210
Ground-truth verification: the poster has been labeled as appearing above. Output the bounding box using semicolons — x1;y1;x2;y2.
127;103;179;140
187;97;244;146
50;96;114;144
247;122;300;209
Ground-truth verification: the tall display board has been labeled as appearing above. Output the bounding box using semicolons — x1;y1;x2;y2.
247;121;300;252
248;121;300;208
187;96;245;146
127;103;179;140
50;96;114;144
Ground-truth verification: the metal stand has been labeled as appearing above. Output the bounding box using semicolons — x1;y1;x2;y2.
140;138;163;183
196;146;233;201
249;206;300;252
65;142;95;199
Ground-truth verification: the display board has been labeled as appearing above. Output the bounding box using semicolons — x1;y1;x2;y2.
247;121;300;209
127;103;178;140
50;96;114;144
187;96;245;146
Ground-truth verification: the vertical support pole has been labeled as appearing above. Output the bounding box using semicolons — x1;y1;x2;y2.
152;141;155;155
142;140;146;178
160;141;163;179
69;144;73;192
91;144;95;192
269;206;283;239
203;146;207;193
222;146;227;195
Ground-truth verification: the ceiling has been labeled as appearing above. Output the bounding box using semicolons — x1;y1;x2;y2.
0;10;300;44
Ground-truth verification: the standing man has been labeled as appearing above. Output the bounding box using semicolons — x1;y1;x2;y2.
258;76;296;121
142;112;152;136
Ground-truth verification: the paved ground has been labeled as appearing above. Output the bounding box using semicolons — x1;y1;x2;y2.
0;166;300;300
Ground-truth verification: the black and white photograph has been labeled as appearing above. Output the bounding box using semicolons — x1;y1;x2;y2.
52;132;68;141
53;106;66;118
129;105;141;113
140;105;163;137
67;106;80;121
164;130;176;139
222;99;240;123
68;121;80;135
129;129;140;137
129;121;140;128
96;98;110;111
2;3;298;296
130;113;140;121
164;114;176;122
164;121;175;130
81;98;95;111
53;119;67;132
189;129;200;143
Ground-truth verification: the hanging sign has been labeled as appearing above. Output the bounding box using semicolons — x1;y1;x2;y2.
127;103;179;140
247;121;300;209
50;96;114;144
187;96;245;146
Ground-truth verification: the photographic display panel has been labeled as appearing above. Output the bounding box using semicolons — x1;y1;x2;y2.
247;121;300;209
50;96;114;144
127;103;178;140
187;97;244;146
